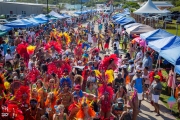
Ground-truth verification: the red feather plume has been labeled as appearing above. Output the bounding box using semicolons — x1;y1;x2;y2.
44;41;62;53
15;86;30;104
26;67;40;83
101;54;118;70
74;44;83;56
98;84;114;100
47;62;62;78
61;62;72;74
4;103;24;120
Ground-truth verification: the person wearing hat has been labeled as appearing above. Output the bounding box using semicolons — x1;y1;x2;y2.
24;99;44;120
151;75;162;116
112;98;125;119
72;84;96;99
131;70;144;109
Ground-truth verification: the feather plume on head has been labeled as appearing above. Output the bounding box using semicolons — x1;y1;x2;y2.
74;44;83;56
94;70;114;100
60;77;72;88
44;41;62;53
15;86;30;104
76;97;96;119
101;54;118;71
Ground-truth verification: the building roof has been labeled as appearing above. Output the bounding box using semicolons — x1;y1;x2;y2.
0;1;56;7
141;1;174;7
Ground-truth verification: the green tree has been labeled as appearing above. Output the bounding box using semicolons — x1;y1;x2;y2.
56;3;65;12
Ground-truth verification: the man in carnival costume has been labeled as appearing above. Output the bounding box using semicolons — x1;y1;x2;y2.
24;98;44;120
58;76;73;113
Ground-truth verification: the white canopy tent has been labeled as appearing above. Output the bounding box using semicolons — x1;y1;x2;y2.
134;0;166;15
126;24;155;35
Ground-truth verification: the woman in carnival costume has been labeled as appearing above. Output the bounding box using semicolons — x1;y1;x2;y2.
74;44;83;62
36;79;47;113
76;97;96;120
0;73;5;107
15;85;30;115
58;76;73;113
45;92;58;120
97;71;114;119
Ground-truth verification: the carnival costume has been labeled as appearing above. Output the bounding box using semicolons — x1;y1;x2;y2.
76;97;96;120
15;86;30;114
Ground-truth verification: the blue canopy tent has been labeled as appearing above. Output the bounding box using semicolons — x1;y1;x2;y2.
61;13;71;18
49;11;65;19
148;36;180;53
112;13;126;20
28;18;47;24
114;16;126;22
116;17;135;26
34;14;49;22
0;25;12;31
4;19;33;28
124;23;142;29
140;29;174;43
160;46;180;74
22;19;39;26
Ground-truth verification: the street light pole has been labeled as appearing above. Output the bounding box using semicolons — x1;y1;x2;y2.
47;0;49;14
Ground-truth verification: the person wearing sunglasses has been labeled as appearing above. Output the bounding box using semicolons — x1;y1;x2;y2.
131;70;144;109
24;99;44;120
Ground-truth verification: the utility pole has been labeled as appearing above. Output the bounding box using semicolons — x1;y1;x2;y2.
47;0;49;14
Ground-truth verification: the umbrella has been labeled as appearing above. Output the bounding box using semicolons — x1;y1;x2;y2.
167;96;176;109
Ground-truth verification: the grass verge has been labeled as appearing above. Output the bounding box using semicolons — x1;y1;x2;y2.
160;82;180;120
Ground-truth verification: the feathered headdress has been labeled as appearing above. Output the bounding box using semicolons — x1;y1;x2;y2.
61;62;72;75
27;45;36;55
90;48;100;55
76;97;95;119
60;77;72;88
2;103;24;120
44;41;62;53
82;42;90;50
16;42;29;64
16;42;28;57
63;32;71;45
47;62;62;78
95;70;114;100
25;67;40;83
74;44;83;56
15;86;30;104
101;54;118;70
4;81;10;90
98;84;114;100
